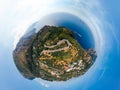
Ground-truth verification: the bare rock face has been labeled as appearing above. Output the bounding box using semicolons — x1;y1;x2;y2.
13;25;97;81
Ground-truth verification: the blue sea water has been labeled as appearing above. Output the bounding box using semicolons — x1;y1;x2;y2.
0;0;120;90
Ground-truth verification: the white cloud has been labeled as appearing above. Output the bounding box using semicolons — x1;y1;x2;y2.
8;0;56;49
35;79;50;88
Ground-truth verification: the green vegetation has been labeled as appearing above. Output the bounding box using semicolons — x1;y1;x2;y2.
30;26;96;81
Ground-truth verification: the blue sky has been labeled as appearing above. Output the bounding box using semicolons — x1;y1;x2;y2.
0;0;120;90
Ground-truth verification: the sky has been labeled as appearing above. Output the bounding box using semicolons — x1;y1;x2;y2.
0;0;120;90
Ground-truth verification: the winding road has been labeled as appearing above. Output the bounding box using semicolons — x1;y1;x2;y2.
40;39;72;55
